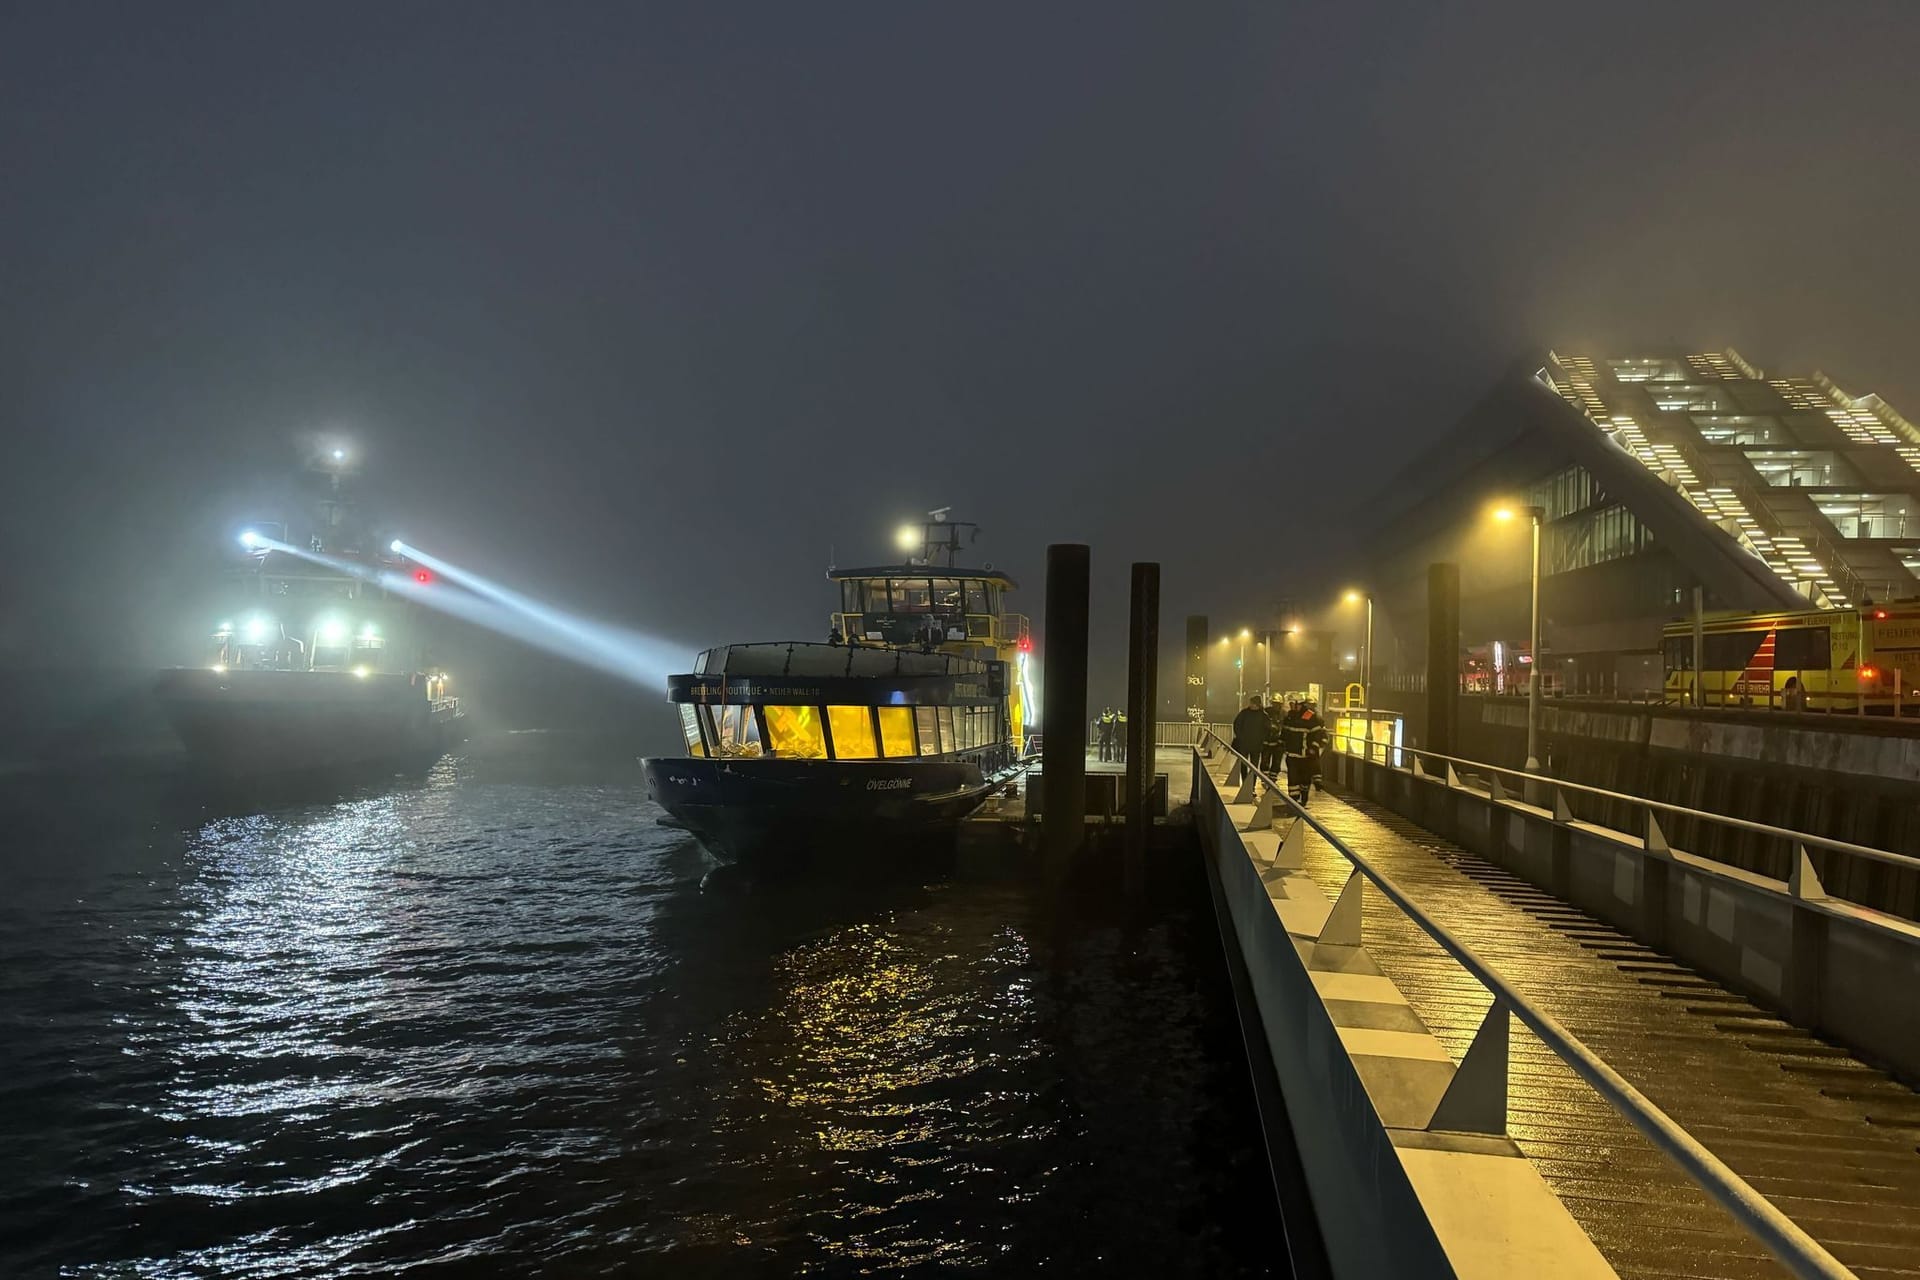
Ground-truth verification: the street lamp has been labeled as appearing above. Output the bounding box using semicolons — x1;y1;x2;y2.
1343;589;1373;712
1237;627;1251;703
1492;504;1546;776
1256;637;1270;702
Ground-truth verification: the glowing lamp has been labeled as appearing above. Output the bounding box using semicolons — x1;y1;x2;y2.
239;530;262;549
1492;507;1516;521
895;525;920;553
1860;665;1879;682
242;616;272;644
351;665;370;678
332;448;346;461
318;617;348;645
390;539;404;554
413;568;433;584
1344;590;1362;604
1874;609;1889;620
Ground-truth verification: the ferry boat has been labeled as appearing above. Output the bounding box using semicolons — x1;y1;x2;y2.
642;512;1034;865
154;442;466;775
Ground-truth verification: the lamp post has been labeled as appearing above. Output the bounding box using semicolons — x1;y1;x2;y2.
1493;505;1546;775
1237;628;1250;703
1343;590;1373;711
1259;636;1271;702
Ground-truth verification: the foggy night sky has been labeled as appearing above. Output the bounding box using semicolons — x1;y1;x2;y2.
4;2;1919;727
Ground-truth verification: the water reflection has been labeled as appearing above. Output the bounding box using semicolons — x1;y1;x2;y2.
2;747;1280;1278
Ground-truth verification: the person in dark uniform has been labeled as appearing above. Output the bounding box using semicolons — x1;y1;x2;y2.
1114;708;1128;763
1282;699;1327;806
1096;707;1116;762
1262;695;1285;777
1231;696;1268;785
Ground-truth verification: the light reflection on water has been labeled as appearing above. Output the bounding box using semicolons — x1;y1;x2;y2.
0;748;1279;1277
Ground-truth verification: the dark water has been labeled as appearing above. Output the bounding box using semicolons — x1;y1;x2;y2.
1;740;1282;1277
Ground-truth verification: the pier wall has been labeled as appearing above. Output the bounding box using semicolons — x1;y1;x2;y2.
1326;748;1920;1083
1191;751;1615;1280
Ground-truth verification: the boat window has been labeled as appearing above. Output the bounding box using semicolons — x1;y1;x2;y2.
964;581;990;614
678;705;707;756
827;705;878;759
915;706;940;755
859;580;890;612
841;582;860;614
708;704;763;757
931;579;964;615
763;705;828;759
877;707;917;757
936;706;955;752
892;581;932;613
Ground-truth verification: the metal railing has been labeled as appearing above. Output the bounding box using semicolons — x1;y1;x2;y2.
1154;720;1230;746
1326;729;1920;909
1199;729;1856;1280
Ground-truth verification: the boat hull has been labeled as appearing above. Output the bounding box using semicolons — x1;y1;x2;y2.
155;668;465;775
641;755;993;866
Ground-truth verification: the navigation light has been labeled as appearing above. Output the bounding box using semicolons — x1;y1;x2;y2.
414;568;433;584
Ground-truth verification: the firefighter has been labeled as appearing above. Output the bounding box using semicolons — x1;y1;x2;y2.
1262;694;1285;777
1282;698;1328;806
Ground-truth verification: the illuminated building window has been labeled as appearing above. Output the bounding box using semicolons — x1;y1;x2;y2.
1648;385;1735;413
827;706;878;759
877;707;917;757
1746;451;1857;488
1810;493;1918;540
915;706;941;755
761;705;826;758
1608;357;1687;382
1693;415;1785;447
1545;503;1653;574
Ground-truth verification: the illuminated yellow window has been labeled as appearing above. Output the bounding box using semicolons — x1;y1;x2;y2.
827;706;877;759
877;706;917;757
937;706;956;751
763;705;827;758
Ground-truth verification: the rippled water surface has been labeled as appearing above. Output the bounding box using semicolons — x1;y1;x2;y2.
1;742;1280;1277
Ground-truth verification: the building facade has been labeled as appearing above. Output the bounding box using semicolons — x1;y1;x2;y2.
1363;349;1920;698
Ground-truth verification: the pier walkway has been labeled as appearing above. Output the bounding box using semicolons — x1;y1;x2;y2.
1193;747;1920;1280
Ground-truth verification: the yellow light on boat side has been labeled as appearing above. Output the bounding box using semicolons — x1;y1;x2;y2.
828;706;878;759
763;705;827;759
877;707;917;758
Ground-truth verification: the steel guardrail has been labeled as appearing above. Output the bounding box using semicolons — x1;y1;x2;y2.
1326;730;1920;881
1200;729;1856;1280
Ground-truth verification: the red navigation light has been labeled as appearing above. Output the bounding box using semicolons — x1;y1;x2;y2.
413;568;433;584
1018;637;1032;652
1860;665;1879;682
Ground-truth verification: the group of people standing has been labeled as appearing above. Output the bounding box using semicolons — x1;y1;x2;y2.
1231;694;1328;805
1094;706;1129;762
